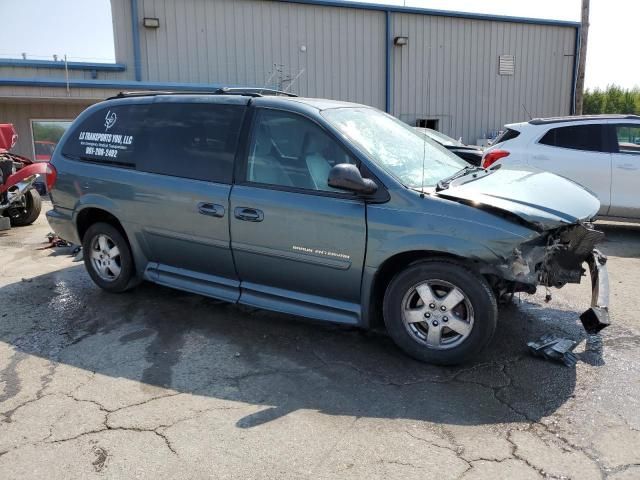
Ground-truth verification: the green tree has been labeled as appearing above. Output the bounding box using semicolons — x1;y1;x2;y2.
603;85;625;113
32;122;68;143
621;91;637;114
584;85;640;115
583;88;605;114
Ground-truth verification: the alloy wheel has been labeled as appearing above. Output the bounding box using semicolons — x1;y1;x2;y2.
401;279;475;350
89;233;122;281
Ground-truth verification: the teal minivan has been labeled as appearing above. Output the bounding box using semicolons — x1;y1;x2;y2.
46;90;609;365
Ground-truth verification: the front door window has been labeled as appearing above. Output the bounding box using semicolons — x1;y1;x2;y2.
246;109;356;192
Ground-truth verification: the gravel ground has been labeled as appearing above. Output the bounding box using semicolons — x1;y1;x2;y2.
0;201;639;479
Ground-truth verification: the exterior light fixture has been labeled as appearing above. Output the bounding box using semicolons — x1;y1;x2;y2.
394;36;408;46
143;17;160;28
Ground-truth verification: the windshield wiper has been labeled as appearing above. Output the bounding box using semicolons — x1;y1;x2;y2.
435;166;484;192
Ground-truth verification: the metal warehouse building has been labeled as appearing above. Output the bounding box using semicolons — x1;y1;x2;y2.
0;0;580;158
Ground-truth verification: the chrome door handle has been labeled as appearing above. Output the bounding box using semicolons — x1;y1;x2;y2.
197;202;225;218
234;207;264;222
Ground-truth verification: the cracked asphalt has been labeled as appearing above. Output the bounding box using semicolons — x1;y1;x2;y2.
1;201;639;479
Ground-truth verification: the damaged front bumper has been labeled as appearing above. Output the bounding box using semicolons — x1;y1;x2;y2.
492;222;611;333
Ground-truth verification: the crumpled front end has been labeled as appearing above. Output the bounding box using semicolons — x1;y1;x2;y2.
491;222;610;333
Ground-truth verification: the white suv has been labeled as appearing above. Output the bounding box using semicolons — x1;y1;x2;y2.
482;115;640;220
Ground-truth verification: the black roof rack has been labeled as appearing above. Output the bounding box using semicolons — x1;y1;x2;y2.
529;114;640;125
107;87;298;100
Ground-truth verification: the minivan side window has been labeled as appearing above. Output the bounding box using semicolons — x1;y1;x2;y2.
614;124;640;155
138;103;245;184
538;124;606;152
62;104;148;167
246;109;356;192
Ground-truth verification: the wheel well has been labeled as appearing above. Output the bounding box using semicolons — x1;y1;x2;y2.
76;208;127;242
368;250;477;330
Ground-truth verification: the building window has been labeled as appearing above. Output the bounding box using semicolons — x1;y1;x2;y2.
31;119;73;162
416;119;440;131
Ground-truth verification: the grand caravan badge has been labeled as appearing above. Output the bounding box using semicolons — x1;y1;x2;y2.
104;110;117;131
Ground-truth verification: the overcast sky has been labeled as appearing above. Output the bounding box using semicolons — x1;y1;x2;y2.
0;0;636;90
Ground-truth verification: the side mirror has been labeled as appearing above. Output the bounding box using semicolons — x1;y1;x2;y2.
328;163;378;195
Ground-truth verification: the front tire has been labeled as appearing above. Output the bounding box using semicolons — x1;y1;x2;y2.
8;189;41;226
383;260;497;365
82;222;135;293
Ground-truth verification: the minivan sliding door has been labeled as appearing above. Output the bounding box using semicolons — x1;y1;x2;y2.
134;98;248;302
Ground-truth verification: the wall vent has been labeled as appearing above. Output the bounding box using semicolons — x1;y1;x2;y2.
498;55;515;75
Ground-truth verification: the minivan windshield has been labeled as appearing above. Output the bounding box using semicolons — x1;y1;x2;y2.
322;107;468;189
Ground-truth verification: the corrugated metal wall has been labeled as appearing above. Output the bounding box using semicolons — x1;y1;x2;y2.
1;0;577;147
133;0;387;108
122;0;575;143
0;102;91;157
111;0;137;80
390;13;576;142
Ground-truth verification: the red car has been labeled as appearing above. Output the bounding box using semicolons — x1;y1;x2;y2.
34;140;57;162
0;124;55;226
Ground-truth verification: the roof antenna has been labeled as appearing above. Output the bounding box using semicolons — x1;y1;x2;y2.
522;104;532;120
283;68;305;94
260;67;278;95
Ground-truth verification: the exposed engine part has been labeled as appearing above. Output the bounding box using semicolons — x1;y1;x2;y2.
538;223;605;288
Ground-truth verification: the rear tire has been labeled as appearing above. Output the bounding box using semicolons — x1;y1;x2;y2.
8;189;41;226
383;260;497;365
82;222;135;293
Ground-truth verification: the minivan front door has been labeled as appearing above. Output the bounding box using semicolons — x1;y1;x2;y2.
134;99;247;302
230;108;367;324
609;123;640;218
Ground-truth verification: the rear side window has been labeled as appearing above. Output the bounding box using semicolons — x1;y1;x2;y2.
538;124;606;152
62;104;148;167
137;103;245;183
494;128;520;144
614;124;640;154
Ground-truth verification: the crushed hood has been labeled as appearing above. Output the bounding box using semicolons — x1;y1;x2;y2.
437;167;600;230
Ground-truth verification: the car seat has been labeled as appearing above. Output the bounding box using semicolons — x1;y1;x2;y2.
304;136;332;190
249;126;293;187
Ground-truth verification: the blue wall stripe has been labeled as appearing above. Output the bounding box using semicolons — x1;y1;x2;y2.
130;0;142;81
571;26;581;115
385;10;391;113
0;59;126;71
0;77;232;91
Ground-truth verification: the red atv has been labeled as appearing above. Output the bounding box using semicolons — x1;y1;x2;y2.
0;124;55;227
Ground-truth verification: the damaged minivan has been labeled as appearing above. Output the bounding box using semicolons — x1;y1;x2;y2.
46;90;609;364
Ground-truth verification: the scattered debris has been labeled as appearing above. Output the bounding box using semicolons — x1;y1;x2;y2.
42;232;72;248
38;233;82;259
527;334;578;367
